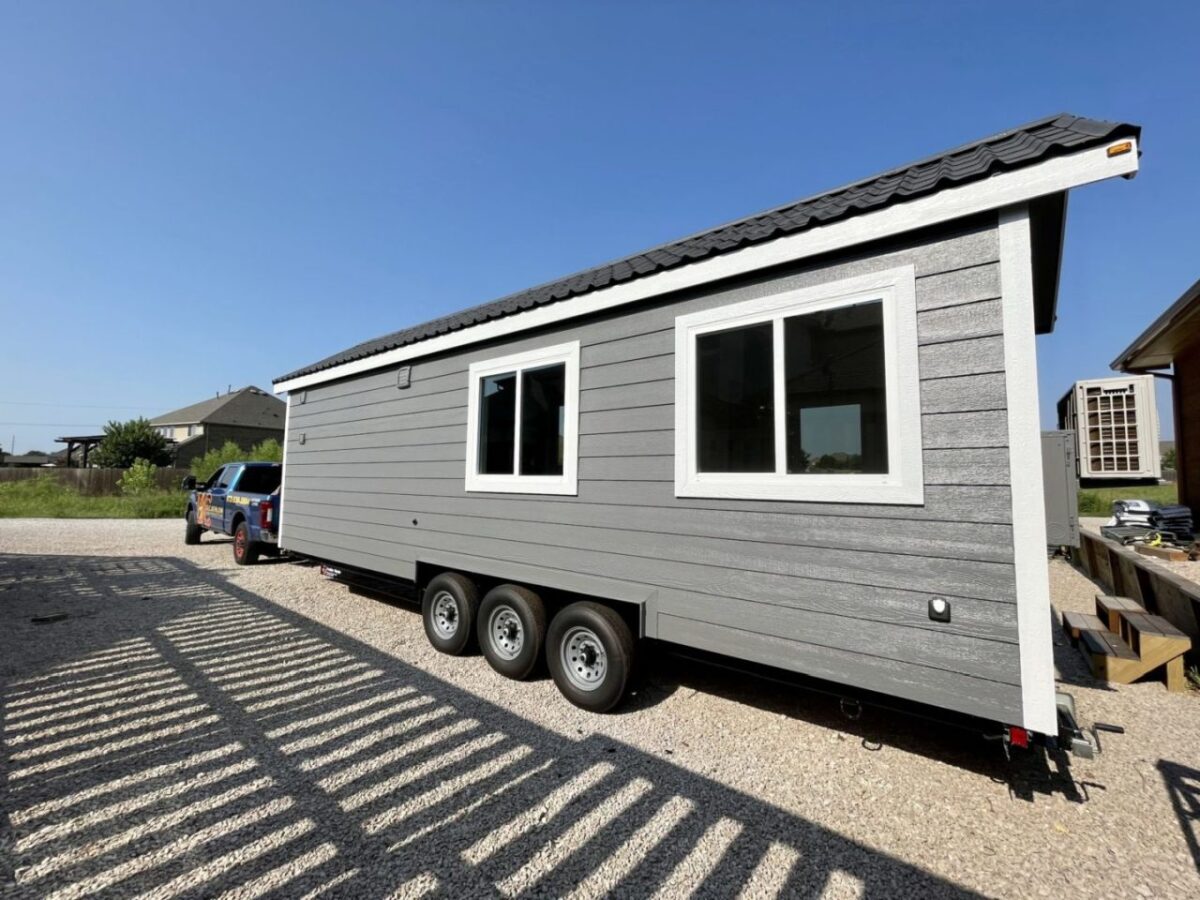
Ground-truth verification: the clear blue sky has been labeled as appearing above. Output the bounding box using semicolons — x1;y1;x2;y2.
2;1;1196;454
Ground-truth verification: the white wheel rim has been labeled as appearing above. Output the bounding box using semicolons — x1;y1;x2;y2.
431;591;459;639
560;626;607;692
488;605;524;661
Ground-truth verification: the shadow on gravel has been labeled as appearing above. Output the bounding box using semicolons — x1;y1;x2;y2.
640;650;1089;806
0;551;993;898
1159;760;1200;873
289;569;1087;805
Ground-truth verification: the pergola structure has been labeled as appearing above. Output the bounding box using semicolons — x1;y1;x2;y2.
55;434;105;468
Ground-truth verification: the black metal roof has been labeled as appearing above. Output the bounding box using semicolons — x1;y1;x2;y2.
277;113;1139;384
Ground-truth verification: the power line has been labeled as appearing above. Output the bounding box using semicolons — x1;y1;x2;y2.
0;422;106;428
0;400;153;410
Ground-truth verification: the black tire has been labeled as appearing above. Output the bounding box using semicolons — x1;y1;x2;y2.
422;572;480;655
547;601;635;712
478;584;546;680
232;521;260;566
185;509;202;545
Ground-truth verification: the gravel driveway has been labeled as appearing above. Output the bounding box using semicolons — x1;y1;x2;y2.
2;519;1199;898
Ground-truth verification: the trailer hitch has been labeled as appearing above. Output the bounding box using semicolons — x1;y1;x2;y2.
1055;691;1123;759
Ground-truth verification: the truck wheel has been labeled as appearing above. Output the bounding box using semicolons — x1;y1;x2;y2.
422;572;480;655
232;521;260;565
478;584;546;680
547;602;634;712
185;510;202;545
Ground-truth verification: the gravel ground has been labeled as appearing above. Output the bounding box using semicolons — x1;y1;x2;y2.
1;519;1199;899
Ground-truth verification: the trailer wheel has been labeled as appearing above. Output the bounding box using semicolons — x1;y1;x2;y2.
547;602;634;712
232;521;260;565
422;572;480;655
185;510;202;545
478;584;546;680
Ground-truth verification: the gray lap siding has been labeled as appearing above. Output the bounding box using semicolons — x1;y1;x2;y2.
282;215;1024;722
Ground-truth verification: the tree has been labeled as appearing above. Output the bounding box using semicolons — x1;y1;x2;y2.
189;438;285;481
92;418;173;468
1163;447;1177;471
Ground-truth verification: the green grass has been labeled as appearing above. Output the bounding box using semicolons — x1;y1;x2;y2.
0;477;185;518
1077;482;1178;516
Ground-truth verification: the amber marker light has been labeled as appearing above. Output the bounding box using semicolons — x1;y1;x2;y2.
1107;141;1133;157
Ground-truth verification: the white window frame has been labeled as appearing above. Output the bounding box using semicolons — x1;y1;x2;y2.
465;340;580;495
674;265;923;504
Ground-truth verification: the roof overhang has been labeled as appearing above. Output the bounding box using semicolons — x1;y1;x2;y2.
275;135;1140;394
1111;277;1200;372
1028;192;1068;334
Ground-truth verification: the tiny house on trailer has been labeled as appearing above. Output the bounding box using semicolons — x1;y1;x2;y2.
274;114;1141;747
1056;375;1161;482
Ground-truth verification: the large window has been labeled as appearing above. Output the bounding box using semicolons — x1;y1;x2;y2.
674;266;923;504
465;341;580;494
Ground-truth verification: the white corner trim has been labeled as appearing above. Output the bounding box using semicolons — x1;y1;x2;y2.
999;204;1057;735
274;138;1140;394
673;265;923;504
464;340;580;495
278;392;291;547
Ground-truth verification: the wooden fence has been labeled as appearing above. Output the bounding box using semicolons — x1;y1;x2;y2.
0;467;190;496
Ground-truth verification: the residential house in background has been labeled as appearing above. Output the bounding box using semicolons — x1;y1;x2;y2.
151;386;286;467
1;452;56;468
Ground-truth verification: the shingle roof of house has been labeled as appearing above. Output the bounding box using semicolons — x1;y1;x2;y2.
151;387;285;428
277;113;1140;384
3;453;54;466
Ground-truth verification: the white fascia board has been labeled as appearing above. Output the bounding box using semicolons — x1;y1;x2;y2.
275;137;1139;394
999;205;1057;736
277;392;291;547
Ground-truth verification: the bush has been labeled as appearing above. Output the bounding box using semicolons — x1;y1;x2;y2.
118;458;158;496
250;438;283;463
92;418;172;468
189;438;284;481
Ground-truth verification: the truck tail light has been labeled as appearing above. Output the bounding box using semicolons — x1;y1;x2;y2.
260;500;274;529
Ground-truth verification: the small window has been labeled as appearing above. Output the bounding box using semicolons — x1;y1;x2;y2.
479;373;517;474
674;266;923;504
697;322;775;473
784;301;888;475
465;342;580;494
217;466;239;490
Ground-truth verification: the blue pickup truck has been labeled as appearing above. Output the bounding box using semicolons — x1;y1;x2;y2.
183;462;282;565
